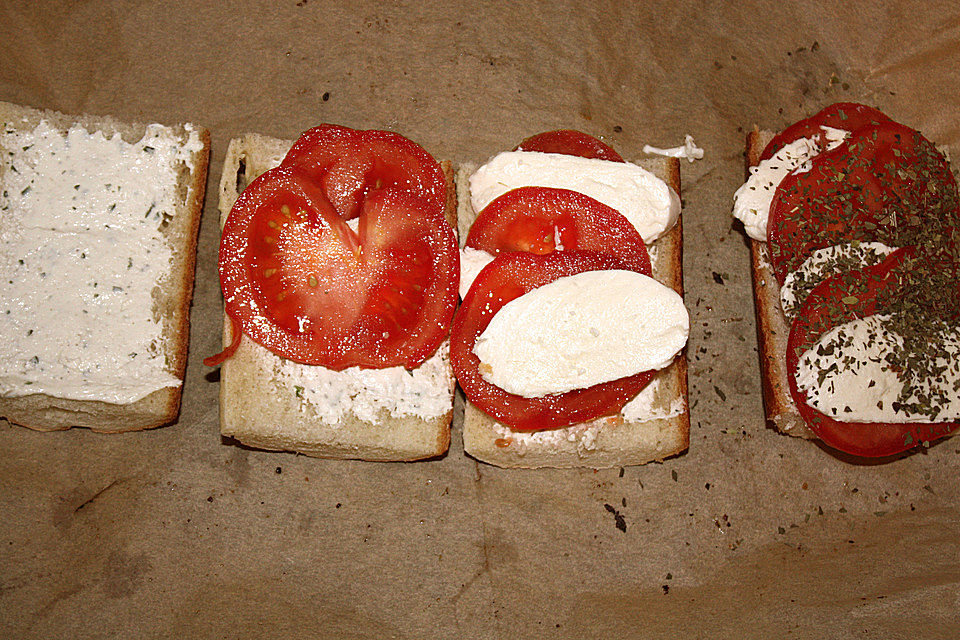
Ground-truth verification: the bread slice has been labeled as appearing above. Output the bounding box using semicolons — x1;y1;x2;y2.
215;133;456;461
745;129;815;438
0;101;209;432
457;157;690;468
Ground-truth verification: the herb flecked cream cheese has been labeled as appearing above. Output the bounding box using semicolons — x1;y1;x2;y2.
0;120;201;403
273;341;454;423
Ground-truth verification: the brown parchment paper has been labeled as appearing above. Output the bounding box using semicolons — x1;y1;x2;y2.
1;1;959;638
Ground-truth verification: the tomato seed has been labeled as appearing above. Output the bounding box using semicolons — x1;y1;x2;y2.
264;268;276;278
264;236;276;244
268;220;280;229
281;204;291;216
308;275;318;287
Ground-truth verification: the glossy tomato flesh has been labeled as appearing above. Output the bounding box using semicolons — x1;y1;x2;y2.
219;165;458;370
785;251;959;457
450;251;656;431
281;124;447;221
759;102;891;161
465;186;651;275
516;129;625;162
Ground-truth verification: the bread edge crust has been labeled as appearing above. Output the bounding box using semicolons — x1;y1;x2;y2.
744;129;815;439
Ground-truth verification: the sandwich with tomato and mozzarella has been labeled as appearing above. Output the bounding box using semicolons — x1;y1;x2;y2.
209;125;459;461
734;103;960;458
453;130;690;468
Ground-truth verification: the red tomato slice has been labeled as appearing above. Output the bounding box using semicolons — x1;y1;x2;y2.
786;250;958;457
280;124;446;220
450;251;656;431
516;129;625;162
219;165;458;370
759;102;891;161
767;121;959;284
465;186;652;275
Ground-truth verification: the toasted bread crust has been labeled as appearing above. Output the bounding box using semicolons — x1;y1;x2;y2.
459;155;690;468
749;240;813;438
745;129;816;439
216;136;456;461
0;101;210;432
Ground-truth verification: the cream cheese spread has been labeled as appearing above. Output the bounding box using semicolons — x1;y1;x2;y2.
473;270;688;397
491;377;686;457
642;135;704;163
469;151;681;244
621;377;686;423
795;315;960;423
274;340;454;423
492;419;604;458
732;126;847;241
779;242;897;318
0;119;201;403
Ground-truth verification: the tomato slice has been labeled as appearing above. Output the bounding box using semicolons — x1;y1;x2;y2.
450;251;656;431
759;102;891;161
465;186;652;275
219;165;458;370
786;250;959;457
280;124;446;220
516;129;625;162
767;121;959;284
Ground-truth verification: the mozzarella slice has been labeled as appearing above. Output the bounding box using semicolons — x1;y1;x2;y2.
469;151;680;244
473;270;688;397
796;315;960;423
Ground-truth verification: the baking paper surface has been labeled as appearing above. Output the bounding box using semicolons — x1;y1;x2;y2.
1;1;958;637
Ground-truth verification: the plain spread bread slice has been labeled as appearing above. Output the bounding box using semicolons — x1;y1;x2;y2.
0;101;209;432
